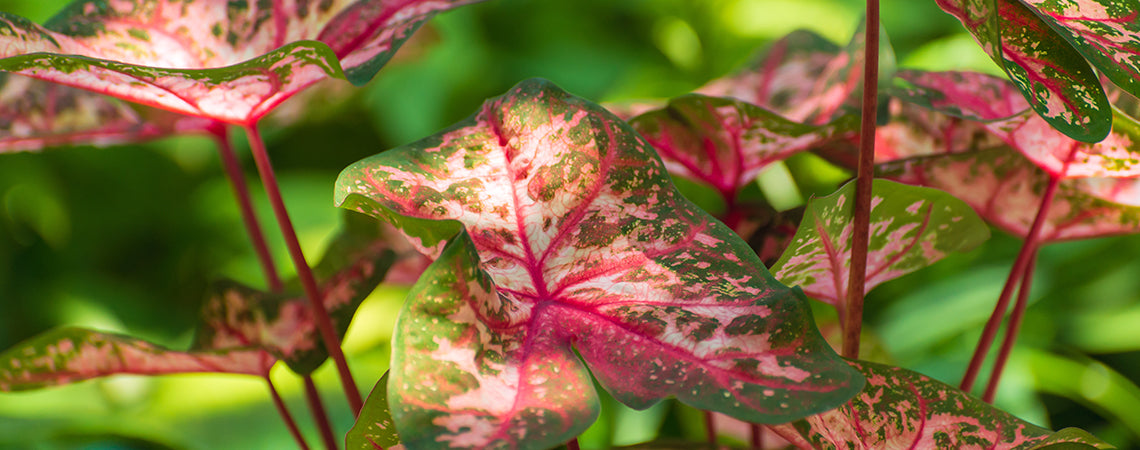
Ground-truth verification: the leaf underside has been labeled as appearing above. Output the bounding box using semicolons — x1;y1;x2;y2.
771;179;990;307
336;78;862;449
0;0;481;123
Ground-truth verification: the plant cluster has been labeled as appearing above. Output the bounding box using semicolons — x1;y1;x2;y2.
0;0;1138;449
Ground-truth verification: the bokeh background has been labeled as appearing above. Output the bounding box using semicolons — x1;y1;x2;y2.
0;0;1137;448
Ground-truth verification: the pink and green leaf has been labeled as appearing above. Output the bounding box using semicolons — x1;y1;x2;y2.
628;94;857;209
1020;0;1140;102
348;371;402;450
0;327;270;391
335;78;863;449
770;179;989;308
934;0;1111;142
769;360;1112;449
0;0;480;123
887;70;1140;178
879;146;1140;242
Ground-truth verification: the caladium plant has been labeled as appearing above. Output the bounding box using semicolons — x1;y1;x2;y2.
336;79;863;449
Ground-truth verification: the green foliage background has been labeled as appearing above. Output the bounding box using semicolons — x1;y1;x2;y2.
0;0;1136;448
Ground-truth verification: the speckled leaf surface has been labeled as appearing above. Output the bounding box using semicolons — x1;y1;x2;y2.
629;94;856;207
348;371;403;450
1021;0;1140;101
0;327;270;391
879;147;1140;242
770;179;989;308
769;360;1110;449
888;70;1140;178
335;79;863;449
0;0;479;123
934;0;1111;142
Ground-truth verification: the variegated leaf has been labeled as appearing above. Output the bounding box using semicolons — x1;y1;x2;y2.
348;371;403;450
628;94;857;213
1021;0;1140;102
0;327;271;391
335;79;863;449
879;146;1140;242
0;0;480;123
887;70;1140;178
935;0;1111;142
769;360;1112;449
0;73;211;151
770;179;989;308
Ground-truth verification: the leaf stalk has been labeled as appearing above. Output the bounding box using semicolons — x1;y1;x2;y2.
983;252;1037;402
266;374;312;450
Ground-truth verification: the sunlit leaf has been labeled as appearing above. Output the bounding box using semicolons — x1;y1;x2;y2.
348;371;402;450
336;78;863;449
879;146;1140;242
629;94;856;211
0;73;211;151
771;179;989;308
769;360;1112;449
1020;0;1140;103
934;0;1111;142
0;0;480;123
0;327;270;391
888;70;1140;178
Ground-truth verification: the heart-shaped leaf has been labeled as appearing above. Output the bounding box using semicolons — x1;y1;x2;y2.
336;78;863;449
934;0;1111;142
1020;0;1140;102
769;360;1112;449
888;70;1140;178
628;94;857;211
879;146;1140;242
348;371;402;450
0;0;480;124
0;73;211;151
0;327;272;391
771;179;989;308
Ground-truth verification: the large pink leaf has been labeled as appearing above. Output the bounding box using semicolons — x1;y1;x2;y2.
0;73;211;151
0;0;479;124
336;79;863;449
770;360;1112;449
771;179;989;308
935;0;1112;142
889;70;1140;178
879;146;1140;242
628;94;857;211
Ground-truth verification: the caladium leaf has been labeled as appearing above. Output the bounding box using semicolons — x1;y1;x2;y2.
887;70;1140;178
879;146;1140;242
934;0;1111;142
0;73;211;151
770;179;989;308
769;360;1112;449
628;94;857;211
0;0;480;124
348;371;403;450
335;78;863;449
0;327;271;391
1020;0;1140;102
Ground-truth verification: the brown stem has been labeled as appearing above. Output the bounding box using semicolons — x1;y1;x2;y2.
704;410;716;445
211;128;284;291
266;374;312;450
749;423;764;449
304;375;341;450
242;124;364;415
841;0;880;359
983;251;1038;403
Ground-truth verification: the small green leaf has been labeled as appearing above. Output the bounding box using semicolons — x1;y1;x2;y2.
348;371;400;450
935;0;1111;142
771;179;990;307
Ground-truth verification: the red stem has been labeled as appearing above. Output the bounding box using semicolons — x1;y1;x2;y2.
704;410;716;445
211;129;284;291
242;124;364;415
983;251;1037;402
750;423;763;449
304;375;341;450
266;374;312;450
960;164;1070;391
841;0;880;359
566;438;581;450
